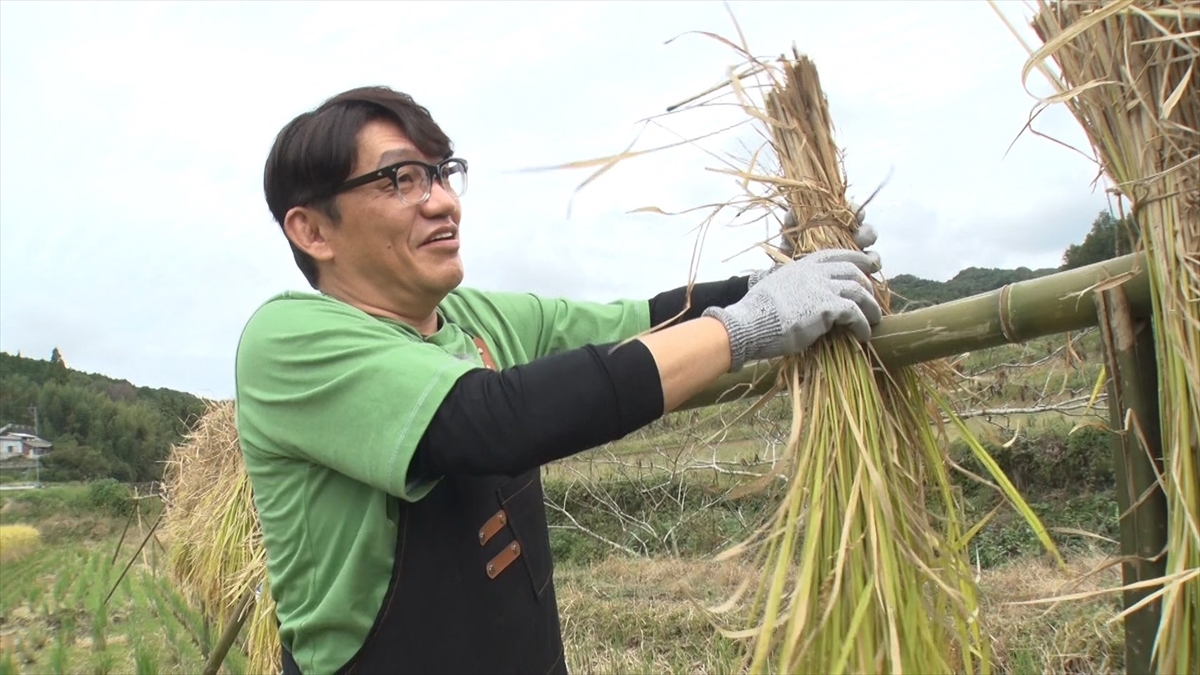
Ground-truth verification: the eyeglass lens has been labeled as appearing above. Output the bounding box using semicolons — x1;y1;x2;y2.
395;159;468;204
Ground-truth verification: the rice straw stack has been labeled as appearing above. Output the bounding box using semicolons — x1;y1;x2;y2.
160;400;280;675
996;1;1198;671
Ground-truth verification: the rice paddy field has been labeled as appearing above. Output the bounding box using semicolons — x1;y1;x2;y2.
0;536;230;675
0;484;241;675
0;333;1137;675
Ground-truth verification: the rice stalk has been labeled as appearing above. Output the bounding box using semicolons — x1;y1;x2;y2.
722;59;991;674
993;1;1199;671
653;43;1065;674
160;400;278;674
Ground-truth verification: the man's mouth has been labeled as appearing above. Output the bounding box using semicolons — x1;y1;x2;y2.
422;228;458;246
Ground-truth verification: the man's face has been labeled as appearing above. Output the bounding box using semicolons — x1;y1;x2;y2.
316;119;464;314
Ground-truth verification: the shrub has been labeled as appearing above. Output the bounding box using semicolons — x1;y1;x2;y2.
87;479;135;518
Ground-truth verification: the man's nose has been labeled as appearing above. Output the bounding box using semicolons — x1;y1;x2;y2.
421;180;459;218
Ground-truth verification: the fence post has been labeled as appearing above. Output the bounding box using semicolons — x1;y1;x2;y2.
1095;285;1168;675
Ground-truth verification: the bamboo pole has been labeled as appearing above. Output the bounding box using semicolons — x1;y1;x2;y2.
1097;285;1168;675
201;588;255;675
680;252;1151;411
104;510;163;608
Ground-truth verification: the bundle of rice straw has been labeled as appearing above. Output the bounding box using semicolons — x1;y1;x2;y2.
161;400;279;674
638;40;1063;674
995;1;1198;671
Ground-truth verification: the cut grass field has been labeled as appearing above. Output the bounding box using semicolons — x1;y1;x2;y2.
0;531;1130;675
0;333;1132;674
556;551;1125;675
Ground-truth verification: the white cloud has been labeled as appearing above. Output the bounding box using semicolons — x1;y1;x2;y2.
1;0;1118;399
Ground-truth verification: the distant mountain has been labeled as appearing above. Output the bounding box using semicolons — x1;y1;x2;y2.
886;209;1137;312
888;265;1059;311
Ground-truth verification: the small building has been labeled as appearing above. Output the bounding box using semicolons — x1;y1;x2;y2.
0;435;21;461
0;424;53;461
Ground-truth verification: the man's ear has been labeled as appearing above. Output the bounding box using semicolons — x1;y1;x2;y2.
283;206;335;263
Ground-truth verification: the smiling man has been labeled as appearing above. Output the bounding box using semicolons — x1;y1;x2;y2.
235;86;883;675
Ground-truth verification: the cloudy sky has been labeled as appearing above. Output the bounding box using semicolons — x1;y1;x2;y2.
0;0;1115;400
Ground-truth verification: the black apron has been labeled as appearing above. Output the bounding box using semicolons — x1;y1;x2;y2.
281;337;568;675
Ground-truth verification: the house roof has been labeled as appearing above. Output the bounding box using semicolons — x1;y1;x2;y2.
0;432;52;447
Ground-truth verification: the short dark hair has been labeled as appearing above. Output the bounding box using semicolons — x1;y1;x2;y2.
263;86;454;288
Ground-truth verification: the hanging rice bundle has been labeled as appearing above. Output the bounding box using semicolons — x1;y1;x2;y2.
161;400;280;675
995;1;1199;671
641;42;1065;674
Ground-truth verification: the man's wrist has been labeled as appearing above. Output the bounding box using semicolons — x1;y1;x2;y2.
701;306;748;372
647;275;751;326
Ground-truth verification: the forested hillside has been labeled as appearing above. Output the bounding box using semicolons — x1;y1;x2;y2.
0;350;209;483
888;210;1137;309
889;265;1058;308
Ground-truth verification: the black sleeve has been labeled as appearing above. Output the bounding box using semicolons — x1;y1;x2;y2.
409;340;664;480
647;276;750;326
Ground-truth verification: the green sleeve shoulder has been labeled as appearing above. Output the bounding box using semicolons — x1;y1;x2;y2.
443;288;652;361
234;293;476;501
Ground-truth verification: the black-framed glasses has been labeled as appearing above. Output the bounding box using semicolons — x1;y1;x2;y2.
324;157;468;205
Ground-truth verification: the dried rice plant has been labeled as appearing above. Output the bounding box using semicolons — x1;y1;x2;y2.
662;50;1061;674
518;20;1067;671
0;524;42;564
995;1;1199;671
161;400;279;675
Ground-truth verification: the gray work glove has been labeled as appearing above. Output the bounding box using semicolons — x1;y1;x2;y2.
749;207;880;288
705;248;883;372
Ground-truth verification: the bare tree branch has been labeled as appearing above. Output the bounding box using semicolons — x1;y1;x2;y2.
543;499;640;557
960;328;1098;377
951;394;1109;421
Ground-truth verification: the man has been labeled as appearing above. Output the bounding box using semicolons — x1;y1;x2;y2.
236;85;883;675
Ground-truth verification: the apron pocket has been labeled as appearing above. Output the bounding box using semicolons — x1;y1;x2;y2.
495;471;554;600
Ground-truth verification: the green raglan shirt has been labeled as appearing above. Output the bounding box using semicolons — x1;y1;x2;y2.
234;286;651;675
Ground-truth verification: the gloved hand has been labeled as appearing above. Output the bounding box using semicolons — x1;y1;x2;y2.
704;248;883;372
749;206;880;288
